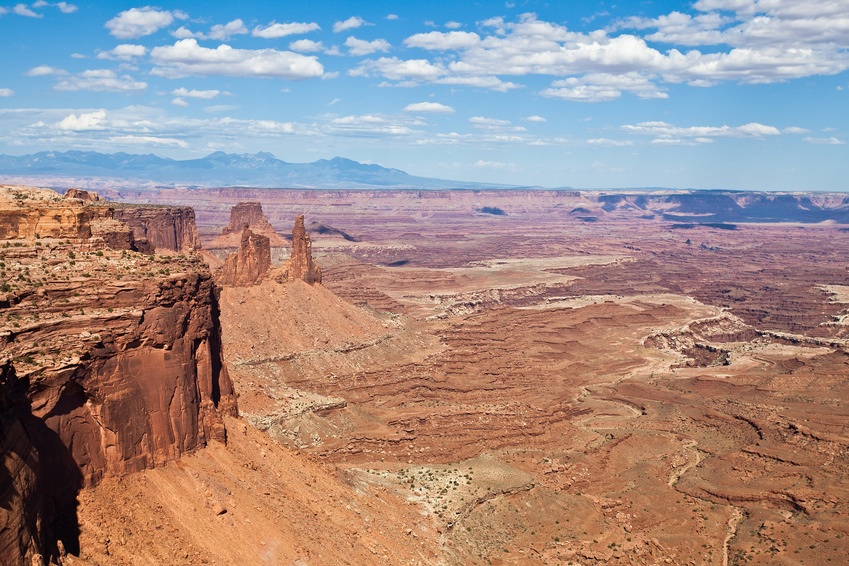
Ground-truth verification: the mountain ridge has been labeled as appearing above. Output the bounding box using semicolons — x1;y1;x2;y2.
0;150;520;190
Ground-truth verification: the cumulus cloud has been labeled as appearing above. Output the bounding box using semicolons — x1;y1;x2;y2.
334;16;366;33
151;39;324;79
526;115;546;122
0;88;14;97
433;75;520;91
56;2;76;14
351;57;443;80
403;101;455;113
253;21;320;38
345;36;391;56
289;39;323;53
783;126;810;134
171;97;188;107
542;72;668;102
105;7;185;39
97;44;147;61
57;109;107;131
54;69;147;92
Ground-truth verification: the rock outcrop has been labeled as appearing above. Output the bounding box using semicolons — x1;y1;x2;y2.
219;228;271;286
275;215;322;285
1;185;91;241
206;202;287;250
1;186;236;564
221;202;275;236
63;188;101;203
112;206;201;252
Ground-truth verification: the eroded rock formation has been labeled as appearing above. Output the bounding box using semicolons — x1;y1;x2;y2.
1;186;236;564
112;206;201;252
221;202;275;236
219;228;271;286
275;215;321;285
63;188;101;203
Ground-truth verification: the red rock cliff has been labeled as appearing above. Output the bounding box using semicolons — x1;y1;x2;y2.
1;187;236;564
275;215;321;285
112;206;201;252
219;228;272;286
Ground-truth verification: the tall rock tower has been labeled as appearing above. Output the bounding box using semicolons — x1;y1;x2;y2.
288;215;322;285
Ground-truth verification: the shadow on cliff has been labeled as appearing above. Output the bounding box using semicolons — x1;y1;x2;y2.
25;383;85;558
1;367;83;562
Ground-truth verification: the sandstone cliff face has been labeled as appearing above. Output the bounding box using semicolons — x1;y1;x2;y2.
0;185;91;241
275;215;321;285
112;206;201;252
1;187;236;564
219;228;271;286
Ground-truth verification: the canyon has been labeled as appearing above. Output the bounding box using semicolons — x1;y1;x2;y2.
2;185;849;565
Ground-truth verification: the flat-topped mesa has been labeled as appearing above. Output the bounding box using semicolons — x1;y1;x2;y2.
276;214;322;285
219;227;272;286
221;202;275;236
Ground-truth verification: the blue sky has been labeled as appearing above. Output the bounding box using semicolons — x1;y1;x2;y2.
1;0;848;190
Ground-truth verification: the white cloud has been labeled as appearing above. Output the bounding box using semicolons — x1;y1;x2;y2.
13;4;42;17
470;116;511;129
782;126;810;134
97;44;147;61
403;102;455;113
404;31;480;50
445;21;462;29
542;72;668;102
208;19;248;40
622;120;782;138
109;135;188;148
171;97;188;107
105;7;184;39
345;36;391;56
290;39;324;52
151;39;324;79
334;16;365;33
57;109;107;131
526;115;546;122
56;2;76;14
386;14;398;21
54;69;147;92
804;136;844;145
253;21;320;38
351;57;443;80
172;87;221;99
0;88;14;97
25;65;66;76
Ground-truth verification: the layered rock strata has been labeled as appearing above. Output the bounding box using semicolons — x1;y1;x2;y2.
1;186;236;564
111;206;201;252
219;228;271;286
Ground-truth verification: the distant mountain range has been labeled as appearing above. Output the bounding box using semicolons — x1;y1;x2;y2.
0;150;520;190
